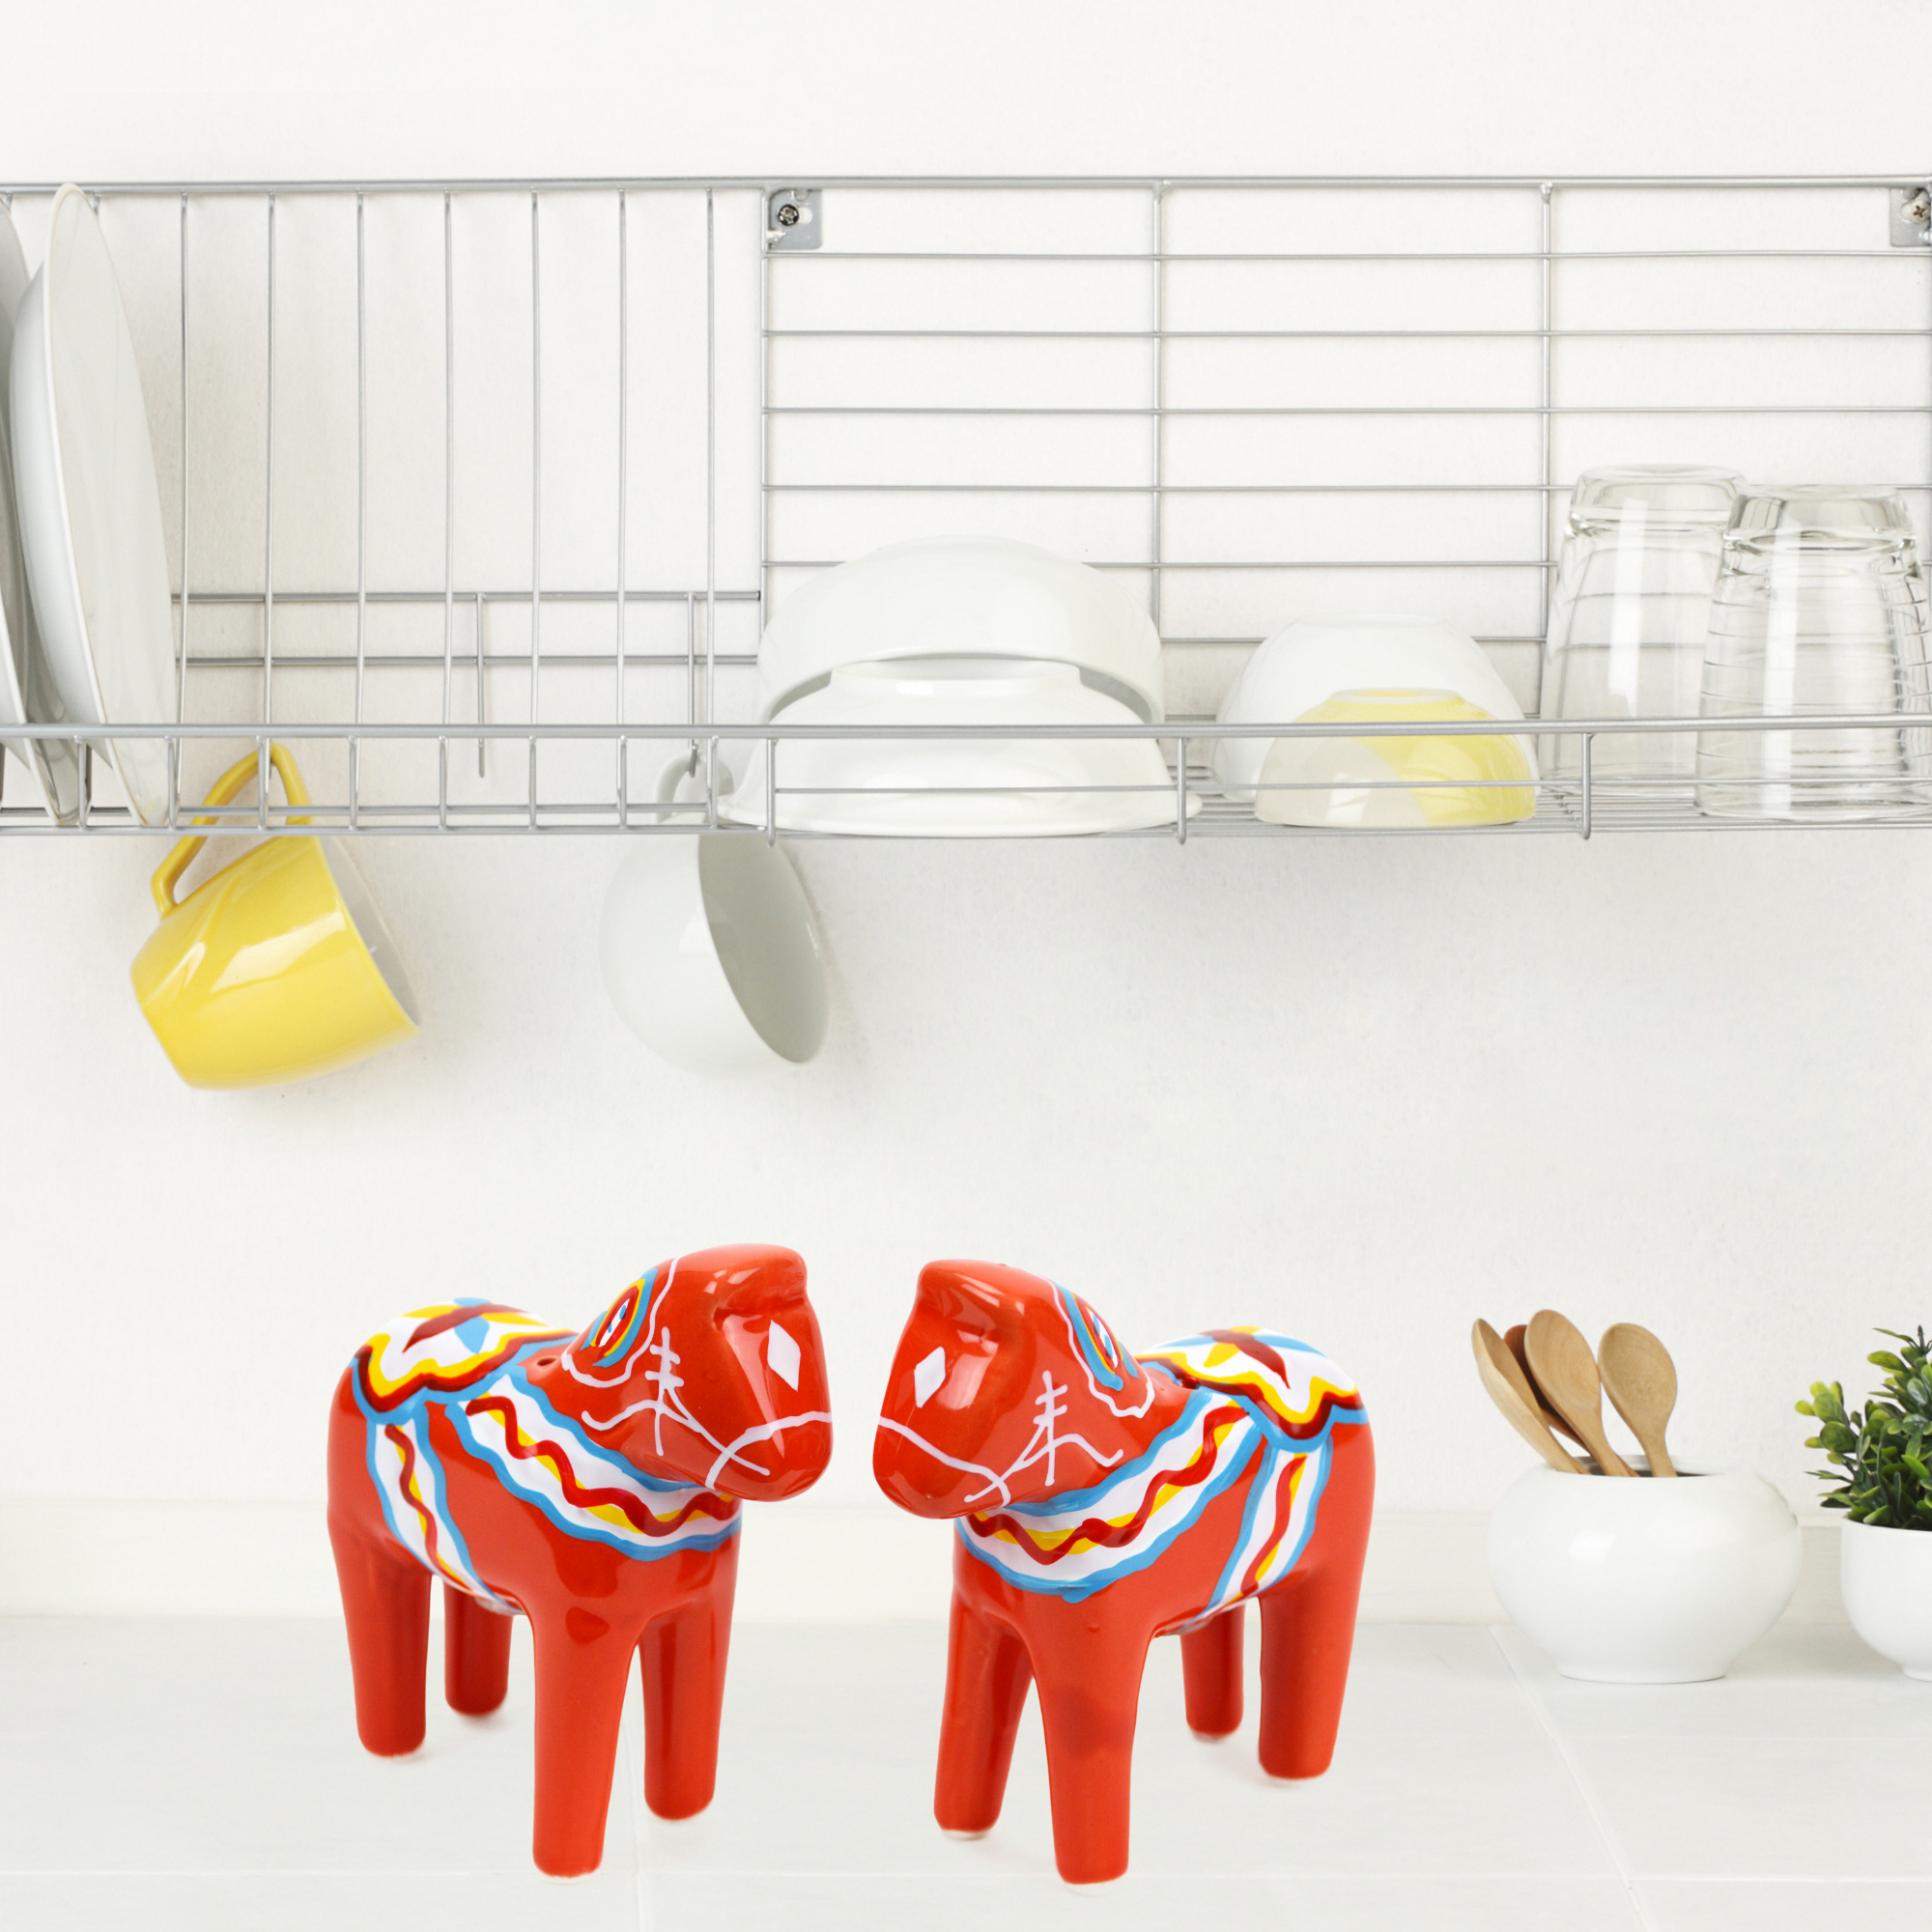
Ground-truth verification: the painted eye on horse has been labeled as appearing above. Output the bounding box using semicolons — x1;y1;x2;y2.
913;1347;947;1406
766;1321;802;1389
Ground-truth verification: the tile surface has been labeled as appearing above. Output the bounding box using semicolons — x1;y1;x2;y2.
0;1614;1918;1931
1635;1880;1932;1931
1493;1619;1932;1738
639;1873;1646;1932
0;1873;639;1932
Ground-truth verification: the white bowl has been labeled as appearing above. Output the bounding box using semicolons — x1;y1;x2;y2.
600;759;830;1075
756;537;1165;724
721;657;1193;838
10;185;176;824
0;204;80;823
1840;1518;1932;1680
1488;1463;1801;1683
1212;614;1533;800
1253;687;1538;828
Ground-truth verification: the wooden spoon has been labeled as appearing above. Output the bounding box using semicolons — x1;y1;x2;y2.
1504;1322;1588;1448
1472;1320;1582;1472
1598;1323;1679;1478
1524;1310;1634;1477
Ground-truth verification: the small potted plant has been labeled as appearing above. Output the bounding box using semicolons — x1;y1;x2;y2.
1797;1325;1932;1679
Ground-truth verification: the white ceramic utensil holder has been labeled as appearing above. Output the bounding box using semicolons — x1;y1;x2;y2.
1488;1463;1801;1682
1839;1518;1932;1680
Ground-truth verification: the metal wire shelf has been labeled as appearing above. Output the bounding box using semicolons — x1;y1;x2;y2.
0;172;1927;838
8;715;1932;840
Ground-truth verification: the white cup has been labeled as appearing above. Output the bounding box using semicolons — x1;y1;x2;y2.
598;754;830;1075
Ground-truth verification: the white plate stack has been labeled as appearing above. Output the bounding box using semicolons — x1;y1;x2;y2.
9;185;178;826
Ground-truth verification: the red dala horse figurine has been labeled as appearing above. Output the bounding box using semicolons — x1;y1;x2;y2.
327;1243;831;1876
873;1260;1373;1884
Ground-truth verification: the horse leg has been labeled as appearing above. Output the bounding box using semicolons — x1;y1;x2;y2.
933;1592;1033;1837
1029;1615;1151;1885
327;1374;433;1756
1180;1605;1244;1739
327;1513;433;1757
1257;1425;1376;1779
639;1539;738;1821
528;1603;642;1877
443;1583;515;1717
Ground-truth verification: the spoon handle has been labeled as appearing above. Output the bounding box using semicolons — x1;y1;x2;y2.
1504;1323;1588;1448
1473;1321;1582;1473
1598;1322;1679;1478
1566;1412;1634;1479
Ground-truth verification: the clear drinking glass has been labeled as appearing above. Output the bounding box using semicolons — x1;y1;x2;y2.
1539;467;1741;799
1695;487;1932;821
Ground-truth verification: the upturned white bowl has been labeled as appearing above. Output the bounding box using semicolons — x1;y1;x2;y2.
756;537;1165;723
1839;1518;1932;1680
1488;1463;1801;1683
1211;614;1533;799
721;657;1193;838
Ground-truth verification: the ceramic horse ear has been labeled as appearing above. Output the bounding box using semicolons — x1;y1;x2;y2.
874;1259;1373;1886
327;1243;832;1877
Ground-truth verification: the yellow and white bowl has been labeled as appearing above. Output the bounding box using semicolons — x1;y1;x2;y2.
1254;688;1537;828
1212;613;1535;820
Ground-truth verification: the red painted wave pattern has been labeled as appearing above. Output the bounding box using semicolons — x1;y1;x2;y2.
464;1394;735;1542
965;1403;1247;1566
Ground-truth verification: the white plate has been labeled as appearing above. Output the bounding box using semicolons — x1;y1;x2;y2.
10;185;176;824
755;537;1166;724
721;657;1195;838
0;204;80;822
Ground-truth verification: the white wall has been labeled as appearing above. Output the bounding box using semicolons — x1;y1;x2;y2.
1;1;1927;1612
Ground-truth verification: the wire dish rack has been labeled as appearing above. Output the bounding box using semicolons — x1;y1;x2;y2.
2;172;1930;838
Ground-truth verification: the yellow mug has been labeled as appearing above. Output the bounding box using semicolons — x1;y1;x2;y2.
130;746;420;1090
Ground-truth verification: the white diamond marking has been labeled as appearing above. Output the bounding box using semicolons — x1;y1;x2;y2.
766;1321;802;1390
913;1346;947;1408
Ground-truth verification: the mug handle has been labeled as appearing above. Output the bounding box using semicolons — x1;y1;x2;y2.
653;746;701;821
149;744;314;919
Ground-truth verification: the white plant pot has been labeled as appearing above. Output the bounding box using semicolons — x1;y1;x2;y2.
1839;1517;1932;1680
1488;1463;1801;1683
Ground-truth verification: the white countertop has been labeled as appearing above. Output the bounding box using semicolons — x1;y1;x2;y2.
0;1612;1922;1929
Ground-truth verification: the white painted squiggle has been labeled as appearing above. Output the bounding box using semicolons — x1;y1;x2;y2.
646;1327;682;1456
577;1389;658;1433
879;1376;1125;1512
704;1410;835;1488
962;1372;1123;1506
584;1320;781;1483
876;1416;1012;1507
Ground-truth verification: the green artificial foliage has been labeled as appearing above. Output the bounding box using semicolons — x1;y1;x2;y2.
1797;1326;1932;1529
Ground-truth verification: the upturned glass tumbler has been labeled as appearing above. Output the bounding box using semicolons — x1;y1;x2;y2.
1695;487;1932;821
1539;467;1740;799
